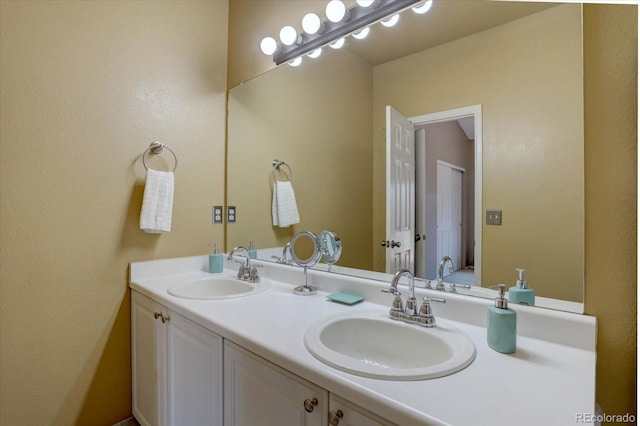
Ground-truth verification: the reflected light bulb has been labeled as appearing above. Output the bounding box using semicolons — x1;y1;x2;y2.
307;48;322;59
288;57;303;67
352;27;370;40
326;0;346;23
412;0;433;14
279;25;298;46
329;37;345;49
381;14;399;28
302;13;321;35
260;37;278;55
356;0;375;7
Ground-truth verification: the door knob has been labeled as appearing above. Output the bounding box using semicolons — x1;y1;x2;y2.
380;240;389;247
390;240;401;248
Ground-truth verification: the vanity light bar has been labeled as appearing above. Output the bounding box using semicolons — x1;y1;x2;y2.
271;0;425;65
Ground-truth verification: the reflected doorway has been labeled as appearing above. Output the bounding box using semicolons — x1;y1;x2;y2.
412;105;482;286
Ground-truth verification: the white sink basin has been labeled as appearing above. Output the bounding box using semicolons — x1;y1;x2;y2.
304;311;476;380
167;275;271;300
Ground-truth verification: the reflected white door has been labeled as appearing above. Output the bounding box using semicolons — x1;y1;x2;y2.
436;161;463;276
386;106;415;274
415;128;427;278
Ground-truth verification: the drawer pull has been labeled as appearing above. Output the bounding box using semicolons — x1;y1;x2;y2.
329;409;344;425
303;397;318;413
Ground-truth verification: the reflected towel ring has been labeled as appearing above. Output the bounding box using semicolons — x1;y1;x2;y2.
143;141;177;172
272;159;292;182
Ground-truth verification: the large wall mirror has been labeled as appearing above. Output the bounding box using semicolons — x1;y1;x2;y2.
227;2;584;312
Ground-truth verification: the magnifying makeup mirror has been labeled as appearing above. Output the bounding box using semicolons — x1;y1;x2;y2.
290;231;322;295
318;230;342;271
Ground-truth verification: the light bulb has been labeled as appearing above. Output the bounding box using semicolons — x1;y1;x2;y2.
302;13;321;35
329;37;345;49
279;25;298;46
326;0;346;23
412;0;433;14
352;27;370;40
381;14;399;28
288;57;303;67
307;48;322;59
356;0;375;7
260;37;278;55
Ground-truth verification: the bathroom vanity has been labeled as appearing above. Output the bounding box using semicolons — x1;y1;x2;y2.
130;256;596;426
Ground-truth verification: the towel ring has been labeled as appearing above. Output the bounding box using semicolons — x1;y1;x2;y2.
143;141;177;172
272;159;292;182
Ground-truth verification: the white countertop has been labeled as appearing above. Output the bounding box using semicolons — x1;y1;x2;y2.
130;255;596;426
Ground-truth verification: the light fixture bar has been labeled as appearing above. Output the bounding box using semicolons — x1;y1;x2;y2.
273;0;423;65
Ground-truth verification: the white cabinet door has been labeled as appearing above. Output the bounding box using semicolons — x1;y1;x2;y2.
224;341;327;426
329;394;397;426
132;291;168;426
167;311;223;426
132;291;223;426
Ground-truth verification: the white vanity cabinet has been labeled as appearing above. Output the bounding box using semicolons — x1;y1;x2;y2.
223;341;396;426
131;291;223;426
224;341;328;426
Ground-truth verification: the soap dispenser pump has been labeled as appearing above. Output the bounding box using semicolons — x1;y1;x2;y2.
487;284;517;354
508;268;535;306
208;243;223;273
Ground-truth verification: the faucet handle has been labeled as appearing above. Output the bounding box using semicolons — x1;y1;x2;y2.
380;287;401;296
417;297;446;327
448;283;471;293
381;288;404;319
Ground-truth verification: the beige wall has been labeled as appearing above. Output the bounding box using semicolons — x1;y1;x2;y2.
583;4;637;418
373;4;584;302
0;1;228;424
227;51;374;269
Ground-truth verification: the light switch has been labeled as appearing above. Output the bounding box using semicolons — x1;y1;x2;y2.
486;209;502;226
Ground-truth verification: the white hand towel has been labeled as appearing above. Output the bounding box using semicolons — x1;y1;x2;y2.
139;169;174;233
272;180;300;228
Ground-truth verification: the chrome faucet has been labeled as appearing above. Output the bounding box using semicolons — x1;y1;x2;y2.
437;256;454;291
270;243;293;265
382;268;446;327
228;246;261;283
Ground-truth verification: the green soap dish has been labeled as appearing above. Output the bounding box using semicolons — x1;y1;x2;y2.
326;292;364;305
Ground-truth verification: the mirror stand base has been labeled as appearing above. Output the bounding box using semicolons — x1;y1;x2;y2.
294;285;317;296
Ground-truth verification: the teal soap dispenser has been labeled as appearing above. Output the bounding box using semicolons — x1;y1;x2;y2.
487;284;517;354
508;268;535;306
208;243;223;273
248;240;257;259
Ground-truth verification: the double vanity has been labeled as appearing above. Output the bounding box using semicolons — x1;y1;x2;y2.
130;255;596;426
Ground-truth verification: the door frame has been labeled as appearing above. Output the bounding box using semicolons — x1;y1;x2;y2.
410;104;482;285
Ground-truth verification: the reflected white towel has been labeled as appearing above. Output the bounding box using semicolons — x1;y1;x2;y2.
139;169;174;233
272;180;300;228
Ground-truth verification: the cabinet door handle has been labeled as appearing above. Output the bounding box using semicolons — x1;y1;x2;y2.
154;312;170;323
303;397;318;413
329;409;344;425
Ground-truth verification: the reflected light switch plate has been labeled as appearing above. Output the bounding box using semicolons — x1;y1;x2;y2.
486;209;502;225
